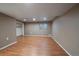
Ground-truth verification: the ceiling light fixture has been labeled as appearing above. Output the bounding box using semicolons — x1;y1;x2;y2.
24;19;27;21
33;18;36;21
43;17;47;21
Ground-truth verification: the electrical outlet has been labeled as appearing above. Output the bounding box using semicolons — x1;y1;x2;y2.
6;37;9;40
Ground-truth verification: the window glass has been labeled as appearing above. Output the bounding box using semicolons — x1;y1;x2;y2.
39;23;48;30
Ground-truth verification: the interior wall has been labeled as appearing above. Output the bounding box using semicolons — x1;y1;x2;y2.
24;22;52;35
52;5;79;56
0;13;16;48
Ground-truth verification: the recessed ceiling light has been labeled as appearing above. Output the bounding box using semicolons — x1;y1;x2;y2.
24;19;27;21
33;18;36;21
43;17;47;20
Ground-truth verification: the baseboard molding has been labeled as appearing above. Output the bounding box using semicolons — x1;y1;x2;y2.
50;35;71;56
24;35;50;37
0;41;17;50
0;35;71;55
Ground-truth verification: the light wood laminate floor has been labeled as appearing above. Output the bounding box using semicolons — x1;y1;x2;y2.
0;36;68;56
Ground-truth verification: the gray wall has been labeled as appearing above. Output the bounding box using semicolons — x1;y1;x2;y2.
52;5;79;56
24;22;52;35
0;13;16;48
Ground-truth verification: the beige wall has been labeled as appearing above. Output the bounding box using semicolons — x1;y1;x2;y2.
52;5;79;56
24;22;52;35
0;13;16;48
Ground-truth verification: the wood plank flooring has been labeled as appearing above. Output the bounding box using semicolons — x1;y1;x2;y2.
0;36;68;56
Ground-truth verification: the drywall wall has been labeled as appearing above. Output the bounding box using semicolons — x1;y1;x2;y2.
0;13;16;49
16;21;24;36
52;5;79;56
24;22;52;35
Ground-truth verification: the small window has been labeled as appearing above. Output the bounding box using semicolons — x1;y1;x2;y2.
39;23;48;30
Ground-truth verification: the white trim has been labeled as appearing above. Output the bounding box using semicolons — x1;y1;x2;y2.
24;35;71;55
0;35;71;55
24;35;50;37
50;35;71;56
0;41;17;50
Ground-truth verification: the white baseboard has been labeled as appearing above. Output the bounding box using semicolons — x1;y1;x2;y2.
24;35;50;37
50;35;71;56
0;35;71;55
0;41;17;50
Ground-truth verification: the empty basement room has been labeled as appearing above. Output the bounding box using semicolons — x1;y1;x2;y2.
0;3;79;56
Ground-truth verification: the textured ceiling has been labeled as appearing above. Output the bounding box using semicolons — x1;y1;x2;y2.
0;3;75;22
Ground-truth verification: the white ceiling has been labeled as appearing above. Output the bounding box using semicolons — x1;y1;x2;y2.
0;3;76;22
